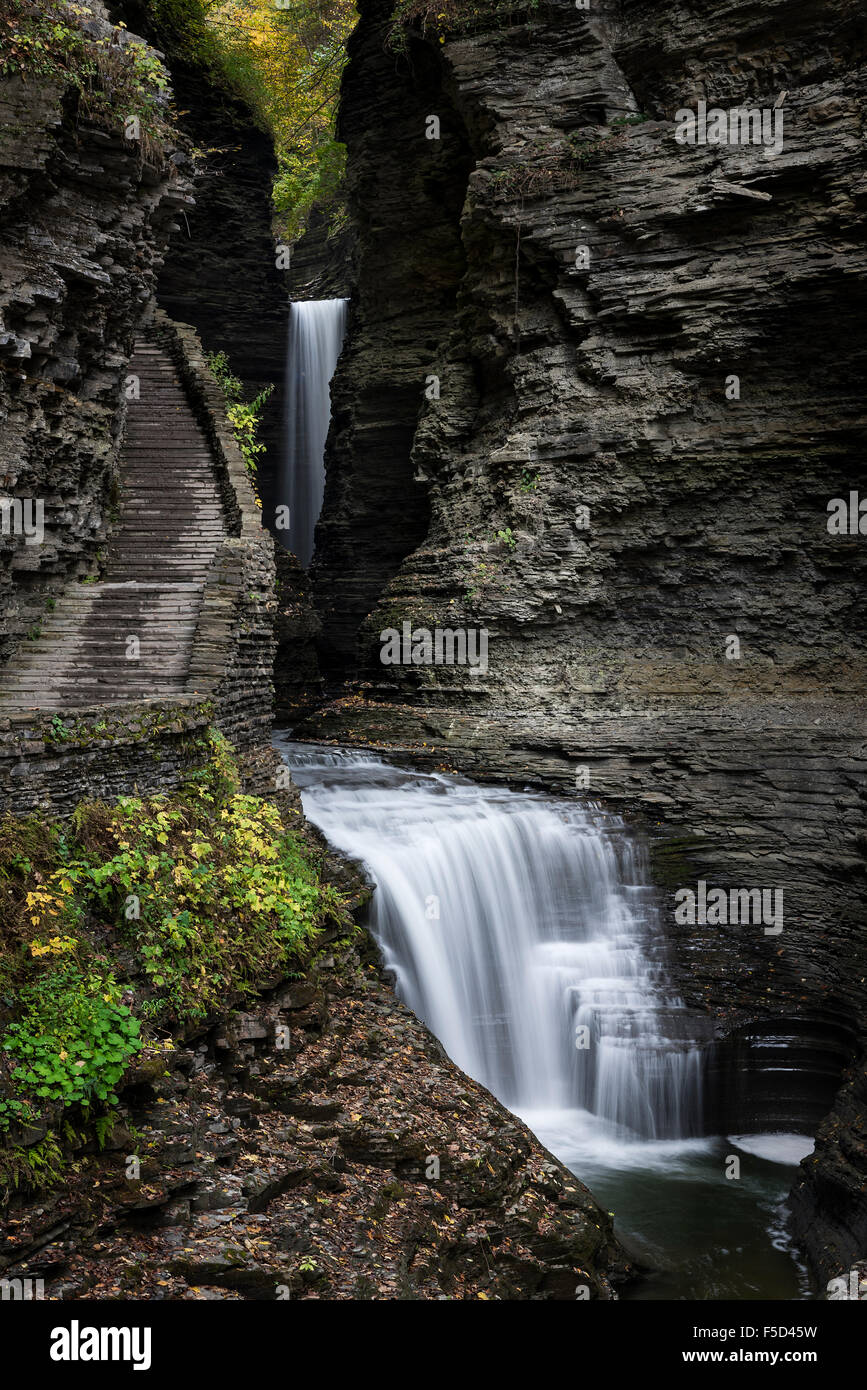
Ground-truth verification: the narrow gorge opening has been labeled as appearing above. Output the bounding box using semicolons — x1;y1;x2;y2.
303;27;473;681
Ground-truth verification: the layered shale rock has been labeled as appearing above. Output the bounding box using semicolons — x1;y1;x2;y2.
790;1054;867;1284
300;0;867;1282
308;10;473;672
111;0;292;538
0;5;190;665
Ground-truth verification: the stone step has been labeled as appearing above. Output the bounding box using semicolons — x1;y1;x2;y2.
5;674;192;685
19;631;197;648
2;677;190;691
0;331;228;712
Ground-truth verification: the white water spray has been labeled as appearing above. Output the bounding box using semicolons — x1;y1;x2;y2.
283;298;348;567
283;742;707;1145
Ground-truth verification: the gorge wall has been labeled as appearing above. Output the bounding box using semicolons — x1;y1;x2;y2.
297;0;867;1284
2;0;863;1301
308;12;472;673
0;6;190;664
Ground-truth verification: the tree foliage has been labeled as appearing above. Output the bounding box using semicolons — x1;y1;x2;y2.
151;0;357;239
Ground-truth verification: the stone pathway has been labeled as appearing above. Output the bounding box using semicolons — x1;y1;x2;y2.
0;335;224;710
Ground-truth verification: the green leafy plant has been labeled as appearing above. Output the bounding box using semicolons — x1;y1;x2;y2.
41;732;341;1023
0;1;173;158
0;1095;35;1133
206;349;273;488
495;527;517;551
273;137;347;244
0;730;346;1158
49;715;71;743
2;964;141;1109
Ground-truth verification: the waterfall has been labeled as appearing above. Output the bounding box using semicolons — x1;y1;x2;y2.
283;741;707;1145
283;298;348;567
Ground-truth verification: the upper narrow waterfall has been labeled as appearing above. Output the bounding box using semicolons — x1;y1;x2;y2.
283;297;348;567
283;742;707;1145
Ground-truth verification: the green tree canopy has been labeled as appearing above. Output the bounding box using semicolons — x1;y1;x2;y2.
152;0;357;238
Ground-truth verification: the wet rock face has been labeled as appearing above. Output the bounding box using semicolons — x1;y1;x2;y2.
301;0;867;1278
273;545;324;724
1;934;627;1301
790;1057;867;1285
0;55;187;664
287;207;355;303
106;0;290;535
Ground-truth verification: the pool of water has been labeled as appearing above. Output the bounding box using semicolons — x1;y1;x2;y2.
520;1112;814;1299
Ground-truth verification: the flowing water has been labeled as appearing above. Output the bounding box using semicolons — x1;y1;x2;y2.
279;738;814;1299
283;298;348;567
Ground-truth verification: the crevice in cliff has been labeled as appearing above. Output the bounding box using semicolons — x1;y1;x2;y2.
308;14;474;679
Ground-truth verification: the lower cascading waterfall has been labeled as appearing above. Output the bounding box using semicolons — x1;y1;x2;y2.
283;297;348;568
283;741;706;1144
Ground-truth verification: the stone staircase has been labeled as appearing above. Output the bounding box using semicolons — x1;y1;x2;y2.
0;335;224;710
